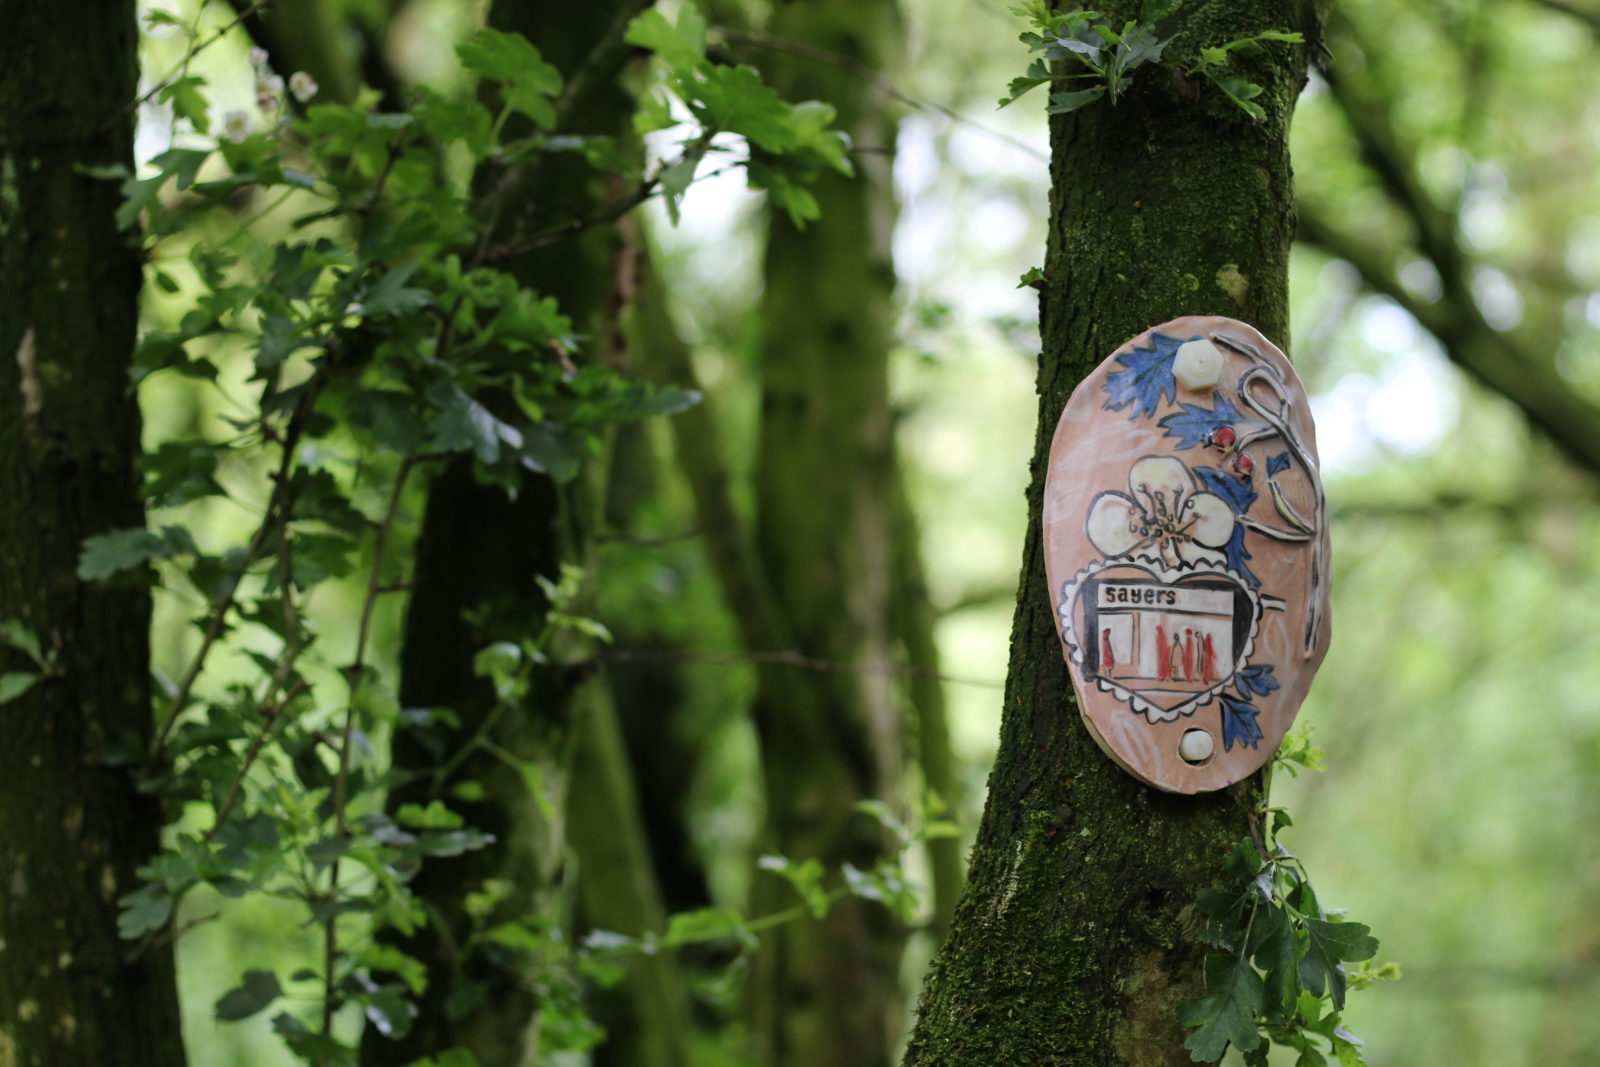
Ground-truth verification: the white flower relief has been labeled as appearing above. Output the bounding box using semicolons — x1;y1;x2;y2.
1085;456;1234;569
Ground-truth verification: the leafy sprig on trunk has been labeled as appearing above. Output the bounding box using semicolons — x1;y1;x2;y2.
1178;732;1400;1064
1001;2;1303;119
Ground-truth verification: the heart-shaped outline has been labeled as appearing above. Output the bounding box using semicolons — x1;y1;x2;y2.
1058;555;1261;724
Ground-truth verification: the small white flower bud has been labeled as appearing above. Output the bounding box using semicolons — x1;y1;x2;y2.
248;46;269;69
289;71;318;103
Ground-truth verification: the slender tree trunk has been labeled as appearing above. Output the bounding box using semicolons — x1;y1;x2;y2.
888;467;963;941
747;2;909;1064
902;3;1314;1064
568;679;695;1067
0;4;188;1065
583;418;721;1065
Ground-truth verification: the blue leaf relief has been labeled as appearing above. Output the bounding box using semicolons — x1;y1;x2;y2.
1236;663;1280;698
1102;334;1183;418
1267;451;1291;476
1193;466;1260;588
1220;693;1263;751
1192;465;1258;514
1159;395;1240;450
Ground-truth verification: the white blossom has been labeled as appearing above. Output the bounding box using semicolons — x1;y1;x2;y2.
289;71;318;103
221;110;253;142
247;46;269;69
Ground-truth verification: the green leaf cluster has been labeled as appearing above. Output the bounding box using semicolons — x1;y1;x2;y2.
0;618;57;707
624;6;853;225
1000;4;1302;121
1179;823;1395;1064
1186;30;1305;121
1002;7;1174;113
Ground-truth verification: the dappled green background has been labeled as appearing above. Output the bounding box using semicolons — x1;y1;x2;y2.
129;0;1600;1063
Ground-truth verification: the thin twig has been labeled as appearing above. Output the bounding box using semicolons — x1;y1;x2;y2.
485;157;736;262
551;0;656;125
322;457;415;1035
720;28;1048;162
128;911;224;962
113;0;278;129
601;647;1005;689
206;678;310;838
149;374;326;756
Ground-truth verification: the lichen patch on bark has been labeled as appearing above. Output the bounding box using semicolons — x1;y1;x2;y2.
14;327;41;420
1215;263;1249;306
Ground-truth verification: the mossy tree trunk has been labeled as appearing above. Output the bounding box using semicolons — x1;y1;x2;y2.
0;3;189;1065
747;2;909;1064
902;3;1314;1064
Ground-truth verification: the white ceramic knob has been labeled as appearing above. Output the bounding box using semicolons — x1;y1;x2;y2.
1179;729;1214;763
1173;339;1223;390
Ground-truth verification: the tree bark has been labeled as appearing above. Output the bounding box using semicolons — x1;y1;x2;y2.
902;3;1314;1064
0;3;188;1065
746;2;909;1064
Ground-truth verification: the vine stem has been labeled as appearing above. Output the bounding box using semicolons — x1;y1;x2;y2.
205;678;308;840
149;375;325;758
321;456;415;1037
482;141;725;263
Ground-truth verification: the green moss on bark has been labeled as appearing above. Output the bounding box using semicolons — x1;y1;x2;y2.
901;3;1313;1064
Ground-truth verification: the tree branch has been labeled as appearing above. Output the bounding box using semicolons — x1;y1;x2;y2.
1523;0;1600;33
1297;206;1600;476
1306;10;1600;477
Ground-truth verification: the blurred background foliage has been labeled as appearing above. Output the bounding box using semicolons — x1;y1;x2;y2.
127;0;1600;1063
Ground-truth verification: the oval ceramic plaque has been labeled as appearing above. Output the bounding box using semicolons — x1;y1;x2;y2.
1044;316;1330;793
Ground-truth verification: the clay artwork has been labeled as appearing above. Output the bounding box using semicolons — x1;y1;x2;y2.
1043;316;1330;793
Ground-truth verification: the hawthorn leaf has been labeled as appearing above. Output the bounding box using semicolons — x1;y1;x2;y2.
78;525;196;581
1047;88;1104;114
624;7;707;74
0;672;43;705
694;65;795;152
215;969;284;1022
1178;955;1264;1061
1300;919;1379;1009
117;882;175;939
